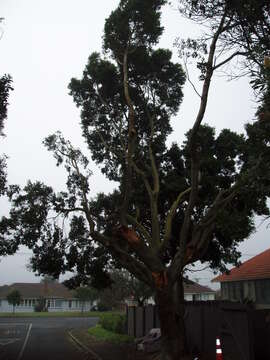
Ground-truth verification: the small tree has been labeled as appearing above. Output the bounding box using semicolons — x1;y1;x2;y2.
34;297;47;312
74;286;98;312
98;270;153;309
7;290;22;314
129;277;153;307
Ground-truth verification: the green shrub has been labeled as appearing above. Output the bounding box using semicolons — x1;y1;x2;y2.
99;313;126;334
34;298;47;312
97;302;112;311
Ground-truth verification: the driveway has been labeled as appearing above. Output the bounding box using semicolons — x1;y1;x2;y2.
0;317;99;360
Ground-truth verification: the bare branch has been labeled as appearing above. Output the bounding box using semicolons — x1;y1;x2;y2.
183;59;201;98
213;51;248;70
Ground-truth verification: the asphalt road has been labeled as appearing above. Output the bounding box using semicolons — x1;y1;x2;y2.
0;317;99;360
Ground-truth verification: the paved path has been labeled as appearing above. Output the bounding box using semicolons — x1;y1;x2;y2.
0;317;99;360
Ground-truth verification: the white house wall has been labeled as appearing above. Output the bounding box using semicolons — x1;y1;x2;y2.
0;298;96;313
184;293;215;301
0;299;33;313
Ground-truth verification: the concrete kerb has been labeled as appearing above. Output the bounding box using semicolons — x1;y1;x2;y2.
68;329;103;360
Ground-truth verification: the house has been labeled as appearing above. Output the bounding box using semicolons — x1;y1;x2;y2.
127;278;215;306
212;248;270;309
183;278;216;301
0;282;95;313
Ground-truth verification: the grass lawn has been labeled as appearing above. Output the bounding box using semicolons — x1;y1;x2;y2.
88;324;134;344
0;311;122;318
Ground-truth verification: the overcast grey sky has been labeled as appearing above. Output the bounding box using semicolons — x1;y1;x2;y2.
0;0;268;288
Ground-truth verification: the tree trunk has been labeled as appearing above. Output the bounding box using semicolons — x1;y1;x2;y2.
156;282;190;360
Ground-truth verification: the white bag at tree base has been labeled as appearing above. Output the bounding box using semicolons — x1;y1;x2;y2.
135;328;161;353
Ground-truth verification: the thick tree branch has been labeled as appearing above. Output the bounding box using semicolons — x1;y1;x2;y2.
120;48;136;225
178;160;200;253
190;12;227;142
126;214;152;244
92;231;154;287
131;159;161;249
169;13;229;285
162;187;191;251
131;160;153;196
213;51;248;70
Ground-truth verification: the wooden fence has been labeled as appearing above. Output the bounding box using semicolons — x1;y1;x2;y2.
127;301;270;360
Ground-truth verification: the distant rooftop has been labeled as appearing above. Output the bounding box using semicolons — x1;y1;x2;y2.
0;282;75;299
183;278;215;294
212;248;270;283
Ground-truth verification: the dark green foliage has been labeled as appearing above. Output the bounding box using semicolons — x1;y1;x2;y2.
69;49;185;181
97;302;112;312
103;0;166;56
99;313;127;334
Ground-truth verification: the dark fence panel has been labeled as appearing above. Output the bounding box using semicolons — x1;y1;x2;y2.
136;306;144;338
145;305;155;334
185;304;205;357
220;303;253;360
127;306;136;337
251;310;270;359
127;302;269;359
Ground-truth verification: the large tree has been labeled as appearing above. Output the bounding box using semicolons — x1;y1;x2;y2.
2;1;270;359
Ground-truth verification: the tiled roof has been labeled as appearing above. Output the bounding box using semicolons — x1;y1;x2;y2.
212;248;270;283
183;279;215;294
0;282;75;299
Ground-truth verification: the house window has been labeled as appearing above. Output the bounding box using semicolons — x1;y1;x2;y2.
221;283;229;299
68;300;72;308
55;300;63;308
201;293;210;301
243;281;256;301
228;282;243;301
255;279;270;304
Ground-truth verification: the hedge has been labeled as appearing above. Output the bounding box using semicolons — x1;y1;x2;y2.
99;313;126;334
